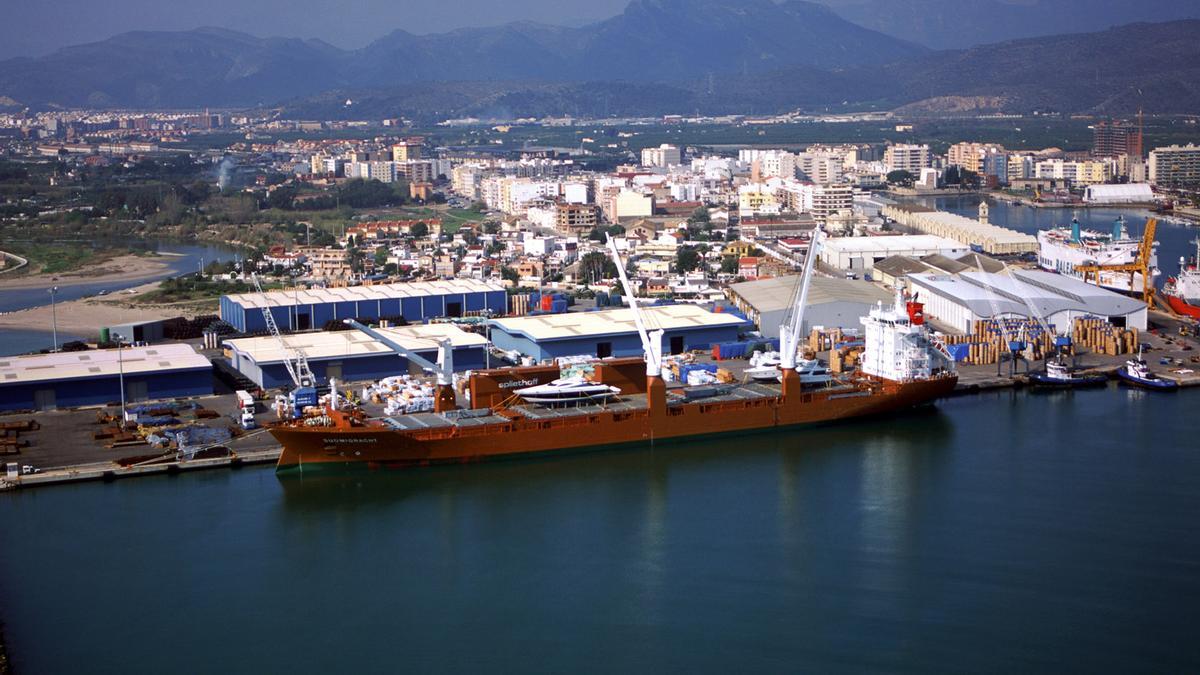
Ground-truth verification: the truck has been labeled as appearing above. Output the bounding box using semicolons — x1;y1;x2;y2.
235;390;255;411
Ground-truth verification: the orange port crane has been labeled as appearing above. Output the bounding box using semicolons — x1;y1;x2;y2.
1076;217;1157;308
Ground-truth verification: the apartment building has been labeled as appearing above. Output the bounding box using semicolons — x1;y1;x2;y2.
1149;144;1200;187
884;144;932;173
641;144;682;168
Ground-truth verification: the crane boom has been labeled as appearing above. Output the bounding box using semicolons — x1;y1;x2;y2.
780;226;824;370
251;274;314;387
1075;217;1157;308
342;319;453;386
606;236;664;376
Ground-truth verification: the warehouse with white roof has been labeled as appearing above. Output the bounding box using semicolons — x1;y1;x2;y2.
489;304;748;361
882;204;1038;254
220;279;507;333
0;344;212;411
223;323;489;389
726;275;893;338
907;269;1147;335
818;235;969;273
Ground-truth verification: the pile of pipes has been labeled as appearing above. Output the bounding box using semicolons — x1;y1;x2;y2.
361;374;438;415
1073;317;1138;356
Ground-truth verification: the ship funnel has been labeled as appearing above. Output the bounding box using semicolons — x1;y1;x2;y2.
1071;217;1081;243
1113;216;1124;240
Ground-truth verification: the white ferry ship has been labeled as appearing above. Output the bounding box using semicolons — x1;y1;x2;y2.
1036;216;1158;292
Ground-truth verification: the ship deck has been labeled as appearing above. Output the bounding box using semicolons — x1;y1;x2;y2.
365;380;872;430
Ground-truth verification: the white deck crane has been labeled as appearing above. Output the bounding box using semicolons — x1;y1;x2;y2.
251;274;315;388
606;236;664;378
779;225;824;372
341;319;458;412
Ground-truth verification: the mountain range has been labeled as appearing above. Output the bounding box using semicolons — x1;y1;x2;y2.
812;0;1200;49
0;0;1197;118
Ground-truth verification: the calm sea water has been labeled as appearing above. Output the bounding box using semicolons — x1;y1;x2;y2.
1;386;1197;673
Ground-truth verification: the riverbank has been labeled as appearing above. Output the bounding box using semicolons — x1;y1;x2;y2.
0;280;210;335
0;253;176;291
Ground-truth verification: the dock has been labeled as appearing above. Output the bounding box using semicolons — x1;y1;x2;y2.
1;448;281;490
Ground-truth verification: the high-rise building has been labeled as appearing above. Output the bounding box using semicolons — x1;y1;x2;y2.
884;144;932;173
1093;120;1142;158
947;142;1005;173
391;138;423;162
1149;144;1200;187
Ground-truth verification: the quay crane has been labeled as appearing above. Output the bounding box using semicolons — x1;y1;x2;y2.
341;319;458;413
1075;217;1158;308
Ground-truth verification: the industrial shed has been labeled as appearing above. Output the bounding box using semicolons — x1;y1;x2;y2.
0;344;213;412
726;275;893;339
223;323;490;389
489;304;747;362
882;204;1038;254
819;235;969;273
220;279;507;333
908;269;1147;335
1083;183;1154;204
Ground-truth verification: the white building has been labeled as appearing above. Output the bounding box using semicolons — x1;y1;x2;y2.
1149;144;1200;187
641;144;682;168
908;269;1147;335
819;235;969;273
1083;183;1154;204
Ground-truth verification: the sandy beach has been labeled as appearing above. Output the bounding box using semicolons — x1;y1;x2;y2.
0;253;177;291
0;281;210;334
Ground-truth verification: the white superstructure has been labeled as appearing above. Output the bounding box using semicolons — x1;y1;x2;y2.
859;290;955;383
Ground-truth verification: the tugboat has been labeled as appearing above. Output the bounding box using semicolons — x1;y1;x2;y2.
1028;357;1108;388
1117;348;1179;391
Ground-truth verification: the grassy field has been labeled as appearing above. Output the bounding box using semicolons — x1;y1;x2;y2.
0;242;152;275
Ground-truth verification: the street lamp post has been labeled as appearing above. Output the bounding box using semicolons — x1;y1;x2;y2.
114;333;127;421
48;285;59;351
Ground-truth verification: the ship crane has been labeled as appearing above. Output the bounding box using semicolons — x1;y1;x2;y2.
251;273;315;389
779;225;824;373
606;236;668;416
342;319;457;413
1075;217;1158;308
606;236;665;378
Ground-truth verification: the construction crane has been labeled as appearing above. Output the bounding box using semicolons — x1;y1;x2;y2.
251;274;315;389
1075;217;1157;308
341;319;457;413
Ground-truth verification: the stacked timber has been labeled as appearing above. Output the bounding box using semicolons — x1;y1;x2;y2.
1072;317;1138;356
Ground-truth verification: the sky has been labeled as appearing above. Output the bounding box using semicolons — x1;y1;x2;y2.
0;0;632;59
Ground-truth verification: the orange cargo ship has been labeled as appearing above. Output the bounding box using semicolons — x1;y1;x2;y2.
269;231;958;473
270;368;957;473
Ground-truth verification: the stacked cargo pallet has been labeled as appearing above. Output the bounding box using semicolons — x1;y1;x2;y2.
1072;317;1138;356
938;319;1057;365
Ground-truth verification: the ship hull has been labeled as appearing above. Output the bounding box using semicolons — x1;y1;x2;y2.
271;376;958;473
1165;293;1200;319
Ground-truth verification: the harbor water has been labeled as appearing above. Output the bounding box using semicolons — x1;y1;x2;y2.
922;195;1199;277
1;386;1198;673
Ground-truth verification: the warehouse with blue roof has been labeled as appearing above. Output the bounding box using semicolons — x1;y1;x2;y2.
220;279;507;333
222;323;490;389
488;304;748;362
0;344;213;412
